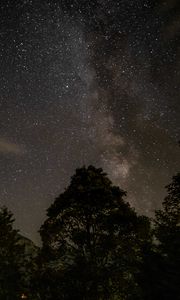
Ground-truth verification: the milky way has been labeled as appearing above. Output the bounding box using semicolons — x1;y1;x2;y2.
0;0;179;243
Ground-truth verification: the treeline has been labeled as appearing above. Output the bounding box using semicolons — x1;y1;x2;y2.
0;166;180;300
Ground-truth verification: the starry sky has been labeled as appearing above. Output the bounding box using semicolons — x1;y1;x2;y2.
0;0;180;243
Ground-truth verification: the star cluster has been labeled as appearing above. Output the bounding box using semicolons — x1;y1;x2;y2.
0;0;179;243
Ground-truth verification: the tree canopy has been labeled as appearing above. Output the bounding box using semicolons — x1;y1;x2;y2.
0;207;25;299
1;166;180;299
155;173;180;252
153;173;180;299
39;166;151;300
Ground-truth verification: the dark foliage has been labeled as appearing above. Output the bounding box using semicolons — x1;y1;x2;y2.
138;173;180;300
1;166;180;300
153;173;180;300
38;166;151;300
0;207;25;299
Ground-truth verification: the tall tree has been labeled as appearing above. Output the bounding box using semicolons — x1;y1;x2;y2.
39;166;151;300
154;173;180;299
0;206;26;299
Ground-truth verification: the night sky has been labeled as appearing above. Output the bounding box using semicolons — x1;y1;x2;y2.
0;0;179;243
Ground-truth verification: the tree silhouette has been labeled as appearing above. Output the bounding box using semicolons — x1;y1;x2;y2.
0;206;25;299
153;173;180;299
39;166;151;300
